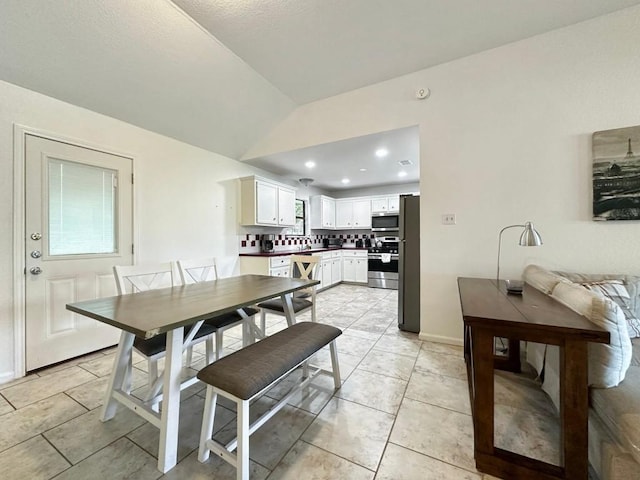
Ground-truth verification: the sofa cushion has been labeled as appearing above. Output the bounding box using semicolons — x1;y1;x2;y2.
551;281;632;388
580;280;640;339
523;264;569;294
591;362;640;465
555;271;640;323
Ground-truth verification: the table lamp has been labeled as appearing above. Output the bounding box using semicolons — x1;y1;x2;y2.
496;221;543;292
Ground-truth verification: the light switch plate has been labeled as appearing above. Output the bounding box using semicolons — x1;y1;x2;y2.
442;214;456;225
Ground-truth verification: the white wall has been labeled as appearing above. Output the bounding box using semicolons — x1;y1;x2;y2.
244;7;640;344
0;79;265;381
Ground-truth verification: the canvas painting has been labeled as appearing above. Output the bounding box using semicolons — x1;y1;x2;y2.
593;125;640;221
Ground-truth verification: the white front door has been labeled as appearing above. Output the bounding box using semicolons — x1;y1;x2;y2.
25;134;134;371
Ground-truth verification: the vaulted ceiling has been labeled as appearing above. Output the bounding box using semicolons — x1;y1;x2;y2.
1;0;638;159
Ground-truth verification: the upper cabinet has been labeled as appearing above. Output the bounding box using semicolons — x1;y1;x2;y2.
310;195;336;229
336;198;371;229
371;195;400;213
240;176;296;227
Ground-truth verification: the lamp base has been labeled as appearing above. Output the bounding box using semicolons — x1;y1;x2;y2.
505;280;524;294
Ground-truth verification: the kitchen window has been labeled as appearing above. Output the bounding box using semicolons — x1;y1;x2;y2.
286;199;306;235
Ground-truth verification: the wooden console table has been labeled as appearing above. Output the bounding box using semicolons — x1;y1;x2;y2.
457;277;610;480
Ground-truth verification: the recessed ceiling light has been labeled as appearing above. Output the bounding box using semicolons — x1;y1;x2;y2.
375;148;388;158
305;160;316;169
341;178;350;184
360;168;367;172
398;171;408;177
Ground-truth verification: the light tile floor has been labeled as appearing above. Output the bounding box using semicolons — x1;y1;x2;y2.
0;284;564;480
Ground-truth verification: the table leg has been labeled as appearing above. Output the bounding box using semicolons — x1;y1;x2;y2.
158;327;183;473
101;330;134;422
281;292;296;326
472;327;495;457
560;340;589;479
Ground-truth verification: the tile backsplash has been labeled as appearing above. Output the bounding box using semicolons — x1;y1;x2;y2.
238;231;375;254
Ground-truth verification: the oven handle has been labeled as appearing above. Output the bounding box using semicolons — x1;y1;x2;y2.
368;254;399;260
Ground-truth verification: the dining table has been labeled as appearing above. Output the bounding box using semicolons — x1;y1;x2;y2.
66;274;319;473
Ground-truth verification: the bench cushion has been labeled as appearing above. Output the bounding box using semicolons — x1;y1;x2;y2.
197;322;341;400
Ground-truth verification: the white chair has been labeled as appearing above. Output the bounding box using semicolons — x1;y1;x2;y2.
177;257;259;358
113;262;216;386
256;255;320;332
214;255;240;279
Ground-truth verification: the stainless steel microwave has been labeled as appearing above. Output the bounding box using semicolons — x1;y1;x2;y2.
371;213;399;232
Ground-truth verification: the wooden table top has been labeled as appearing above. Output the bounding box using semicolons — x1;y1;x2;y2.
457;277;610;343
67;274;319;339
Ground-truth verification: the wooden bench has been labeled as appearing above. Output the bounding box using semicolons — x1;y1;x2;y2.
197;321;342;480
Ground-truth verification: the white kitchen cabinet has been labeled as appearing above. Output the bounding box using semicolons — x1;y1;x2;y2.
343;258;355;282
371;195;400;213
352;199;371;228
331;258;342;284
321;259;332;288
240;176;296;227
256;181;278;225
310;195;336;229
335;200;352;229
330;250;342;285
335;198;371;229
342;250;368;283
240;255;292;276
387;195;400;212
355;258;368;283
277;187;296;225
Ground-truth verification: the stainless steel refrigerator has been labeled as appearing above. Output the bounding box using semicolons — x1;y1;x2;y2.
398;194;420;332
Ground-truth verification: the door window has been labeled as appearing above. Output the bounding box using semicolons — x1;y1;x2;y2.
48;158;117;256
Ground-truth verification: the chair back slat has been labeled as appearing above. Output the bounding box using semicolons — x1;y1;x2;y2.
289;255;320;280
290;255;320;298
177;258;217;284
113;263;175;295
215;256;239;279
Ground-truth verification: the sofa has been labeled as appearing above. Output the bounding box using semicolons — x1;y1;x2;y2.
523;265;640;480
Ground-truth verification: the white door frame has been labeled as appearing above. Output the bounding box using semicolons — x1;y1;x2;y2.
12;124;137;379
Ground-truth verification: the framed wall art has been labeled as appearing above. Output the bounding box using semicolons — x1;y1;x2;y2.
593;125;640;221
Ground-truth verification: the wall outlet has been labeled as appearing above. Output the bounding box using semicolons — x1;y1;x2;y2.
442;214;456;225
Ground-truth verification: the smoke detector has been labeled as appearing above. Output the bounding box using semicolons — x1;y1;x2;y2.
299;178;314;186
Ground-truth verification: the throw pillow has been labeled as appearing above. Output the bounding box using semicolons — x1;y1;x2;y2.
581;280;640;339
552;281;632;388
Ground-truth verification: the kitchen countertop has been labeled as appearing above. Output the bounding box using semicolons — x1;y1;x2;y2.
239;247;369;257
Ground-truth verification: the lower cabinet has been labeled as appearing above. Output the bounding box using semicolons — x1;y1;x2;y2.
240;249;368;289
342;251;368;283
240;255;291;276
321;259;332;289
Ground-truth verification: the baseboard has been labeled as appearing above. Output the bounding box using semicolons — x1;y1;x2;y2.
418;333;463;347
0;371;17;385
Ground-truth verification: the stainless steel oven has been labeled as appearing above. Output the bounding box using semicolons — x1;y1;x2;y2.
367;253;399;289
368;236;399;289
371;213;399;232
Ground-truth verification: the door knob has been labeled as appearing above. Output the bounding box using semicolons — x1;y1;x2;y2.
30;232;42;240
30;266;43;275
30;250;42;259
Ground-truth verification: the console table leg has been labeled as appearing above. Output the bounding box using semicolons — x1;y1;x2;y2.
560;340;589;479
472;327;495;456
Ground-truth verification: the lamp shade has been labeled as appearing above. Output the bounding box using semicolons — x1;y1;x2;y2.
497;221;543;284
518;222;543;247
